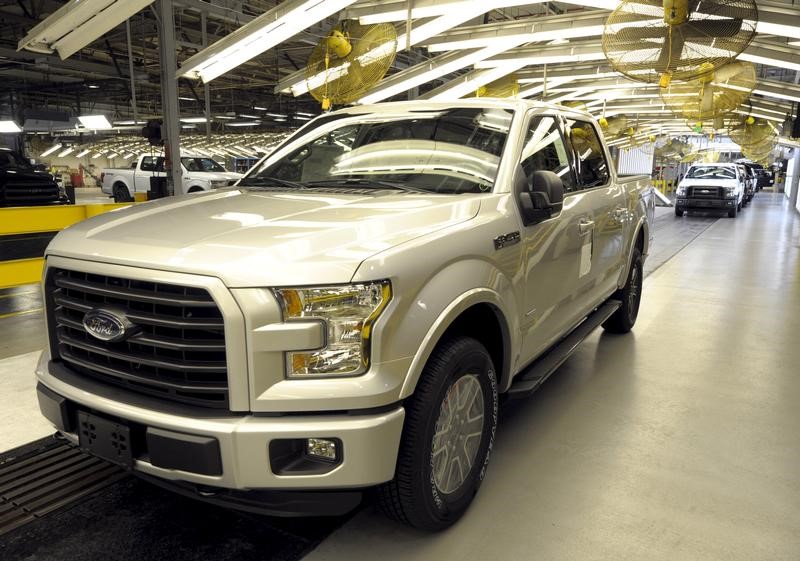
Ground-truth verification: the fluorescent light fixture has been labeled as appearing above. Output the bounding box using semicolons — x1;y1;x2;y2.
107;151;118;158
76;148;91;157
755;22;800;41
57;147;75;157
123;153;136;159
294;115;312;121
265;112;287;118
215;115;237;120
295;112;316;117
285;4;528;97
0;120;22;133
18;0;155;60
356;0;539;24
427;24;606;52
752;88;800;104
182;124;198;129
359;43;519;104
92;152;104;159
178;96;195;101
476;51;607;69
273;118;288;122
40;143;63;157
178;0;358;83
739;53;800;72
78;115;112;129
239;113;260;119
227;121;261;127
113;120;146;126
181;117;208;123
253;106;268;111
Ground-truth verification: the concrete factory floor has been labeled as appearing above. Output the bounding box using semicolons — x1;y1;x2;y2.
0;192;798;561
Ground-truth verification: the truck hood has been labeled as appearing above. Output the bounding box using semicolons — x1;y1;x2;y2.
186;171;243;181
46;188;482;286
680;178;738;187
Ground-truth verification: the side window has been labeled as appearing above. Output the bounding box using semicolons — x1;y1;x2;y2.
140;157;155;172
565;120;610;188
520;116;577;193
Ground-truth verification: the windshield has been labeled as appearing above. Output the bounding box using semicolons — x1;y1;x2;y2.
686;166;736;179
244;107;514;194
0;150;32;169
181;157;226;172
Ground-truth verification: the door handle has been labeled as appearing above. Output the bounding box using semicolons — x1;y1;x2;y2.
578;219;595;235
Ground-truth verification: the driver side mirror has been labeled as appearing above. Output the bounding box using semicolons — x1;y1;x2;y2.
516;169;565;225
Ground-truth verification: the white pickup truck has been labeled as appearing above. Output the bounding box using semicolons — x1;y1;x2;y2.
101;153;242;202
674;162;745;218
36;100;654;531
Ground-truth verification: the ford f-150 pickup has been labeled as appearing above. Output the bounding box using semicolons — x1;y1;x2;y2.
101;152;242;202
36;100;654;531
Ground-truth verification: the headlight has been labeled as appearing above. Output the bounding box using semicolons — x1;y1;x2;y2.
211;180;228;189
676;186;686;196
724;186;736;197
273;281;392;377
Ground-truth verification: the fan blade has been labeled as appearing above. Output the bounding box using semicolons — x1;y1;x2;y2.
656;30;685;72
699;86;714;113
681;19;743;40
612;26;669;41
694;3;754;20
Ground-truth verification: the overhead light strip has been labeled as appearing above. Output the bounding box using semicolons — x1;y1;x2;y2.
178;0;358;83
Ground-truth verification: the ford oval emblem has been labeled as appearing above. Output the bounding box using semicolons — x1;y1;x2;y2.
82;308;135;342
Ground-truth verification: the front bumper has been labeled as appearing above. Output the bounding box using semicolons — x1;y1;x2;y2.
675;197;736;210
36;355;405;493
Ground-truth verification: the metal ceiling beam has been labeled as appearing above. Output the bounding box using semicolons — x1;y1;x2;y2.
172;0;254;25
0;46;148;80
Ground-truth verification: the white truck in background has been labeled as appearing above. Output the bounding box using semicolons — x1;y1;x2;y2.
101;153;242;202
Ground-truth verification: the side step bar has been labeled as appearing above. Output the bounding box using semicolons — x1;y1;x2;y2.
507;299;621;399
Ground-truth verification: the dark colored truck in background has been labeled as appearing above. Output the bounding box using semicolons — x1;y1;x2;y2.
0;147;67;207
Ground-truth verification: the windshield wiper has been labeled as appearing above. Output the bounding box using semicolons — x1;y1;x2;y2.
238;177;307;189
305;178;431;193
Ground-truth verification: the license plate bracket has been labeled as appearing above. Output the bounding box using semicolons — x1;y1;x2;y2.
78;411;133;468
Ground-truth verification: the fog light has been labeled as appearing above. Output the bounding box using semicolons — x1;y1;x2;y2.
307;438;337;461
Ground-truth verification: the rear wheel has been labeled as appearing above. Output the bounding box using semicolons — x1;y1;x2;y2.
112;183;132;203
602;247;642;334
376;336;498;531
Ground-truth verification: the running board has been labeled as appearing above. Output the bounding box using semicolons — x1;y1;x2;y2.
507;299;622;399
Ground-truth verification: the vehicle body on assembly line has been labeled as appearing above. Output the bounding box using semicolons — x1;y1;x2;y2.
0;147;69;206
675;162;745;218
101;152;242;202
36;100;654;531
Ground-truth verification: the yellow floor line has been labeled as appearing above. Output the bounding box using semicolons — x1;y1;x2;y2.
0;307;43;320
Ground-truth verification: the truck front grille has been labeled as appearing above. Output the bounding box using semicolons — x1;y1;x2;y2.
3;181;60;204
47;268;229;408
688;186;724;199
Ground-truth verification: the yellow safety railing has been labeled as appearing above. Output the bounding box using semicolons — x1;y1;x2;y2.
0;203;133;289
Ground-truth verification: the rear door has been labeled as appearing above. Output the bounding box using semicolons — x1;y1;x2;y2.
563;117;626;306
134;156;165;193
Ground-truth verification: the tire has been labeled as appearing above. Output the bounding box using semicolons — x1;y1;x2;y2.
728;204;738;218
113;183;132;203
674;207;684;217
738;199;743;210
187;186;204;193
602;247;643;334
376;336;498;531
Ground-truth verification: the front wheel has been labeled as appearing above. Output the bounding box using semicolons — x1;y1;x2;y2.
674;207;684;217
728;204;738;218
603;247;643;334
376;337;498;531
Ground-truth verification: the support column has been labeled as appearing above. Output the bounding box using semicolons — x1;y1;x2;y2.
157;0;181;196
201;10;211;138
126;19;138;125
788;147;800;212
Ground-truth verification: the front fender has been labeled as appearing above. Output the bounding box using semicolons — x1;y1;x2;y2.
369;258;519;400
